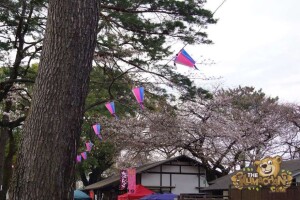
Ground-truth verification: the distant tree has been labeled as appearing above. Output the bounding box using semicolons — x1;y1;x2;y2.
283;104;300;159
114;87;300;181
77;141;117;186
0;0;45;197
0;66;35;200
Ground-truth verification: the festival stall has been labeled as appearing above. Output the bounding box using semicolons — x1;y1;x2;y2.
74;190;91;200
117;185;154;200
140;193;178;200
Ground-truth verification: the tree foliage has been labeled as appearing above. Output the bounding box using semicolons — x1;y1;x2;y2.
1;0;297;197
0;0;217;197
112;87;300;181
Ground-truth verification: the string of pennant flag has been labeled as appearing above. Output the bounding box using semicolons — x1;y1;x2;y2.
76;49;197;163
76;86;146;163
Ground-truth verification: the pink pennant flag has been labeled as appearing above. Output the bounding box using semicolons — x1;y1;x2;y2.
81;152;87;160
174;49;198;70
92;124;101;135
105;102;118;119
132;87;144;109
85;141;93;152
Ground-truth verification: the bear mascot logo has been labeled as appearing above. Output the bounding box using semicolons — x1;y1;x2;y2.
231;155;293;192
254;155;281;177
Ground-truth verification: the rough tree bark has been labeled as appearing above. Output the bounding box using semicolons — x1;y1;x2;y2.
1;129;15;200
10;0;99;199
0;101;12;200
0;127;8;200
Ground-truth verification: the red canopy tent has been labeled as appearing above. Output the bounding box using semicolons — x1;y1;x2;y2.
118;185;154;200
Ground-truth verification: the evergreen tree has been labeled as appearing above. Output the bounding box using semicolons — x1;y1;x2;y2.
0;0;217;198
10;0;99;199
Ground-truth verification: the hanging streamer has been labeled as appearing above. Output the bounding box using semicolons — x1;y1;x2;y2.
132;87;144;109
174;49;198;70
105;101;118;120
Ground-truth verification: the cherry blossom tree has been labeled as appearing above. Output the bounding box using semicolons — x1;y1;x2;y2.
111;87;300;181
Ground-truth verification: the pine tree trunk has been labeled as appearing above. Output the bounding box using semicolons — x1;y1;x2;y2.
10;0;99;199
0;127;8;200
0;101;12;200
2;130;15;200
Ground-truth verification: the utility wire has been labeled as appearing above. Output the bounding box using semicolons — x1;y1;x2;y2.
212;0;227;15
163;0;228;68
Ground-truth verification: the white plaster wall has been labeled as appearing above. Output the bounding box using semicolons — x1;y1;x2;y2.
200;175;208;187
141;173;160;186
171;174;199;194
147;166;160;172
223;191;229;199
171;161;188;165
162;174;171;186
162;165;180;173
296;174;300;182
181;166;199;173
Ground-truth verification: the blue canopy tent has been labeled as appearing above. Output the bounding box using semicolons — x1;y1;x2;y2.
140;193;178;200
74;190;91;200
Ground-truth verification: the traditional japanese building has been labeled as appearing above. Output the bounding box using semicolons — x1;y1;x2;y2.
84;155;209;200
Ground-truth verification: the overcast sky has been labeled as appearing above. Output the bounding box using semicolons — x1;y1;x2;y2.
182;0;300;103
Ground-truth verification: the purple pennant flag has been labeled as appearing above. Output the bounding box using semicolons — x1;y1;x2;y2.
76;155;82;163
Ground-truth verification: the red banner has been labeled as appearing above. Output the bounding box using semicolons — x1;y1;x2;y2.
89;190;94;200
119;169;128;190
127;168;136;194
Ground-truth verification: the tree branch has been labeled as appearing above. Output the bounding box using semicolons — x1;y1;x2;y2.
0;116;26;128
